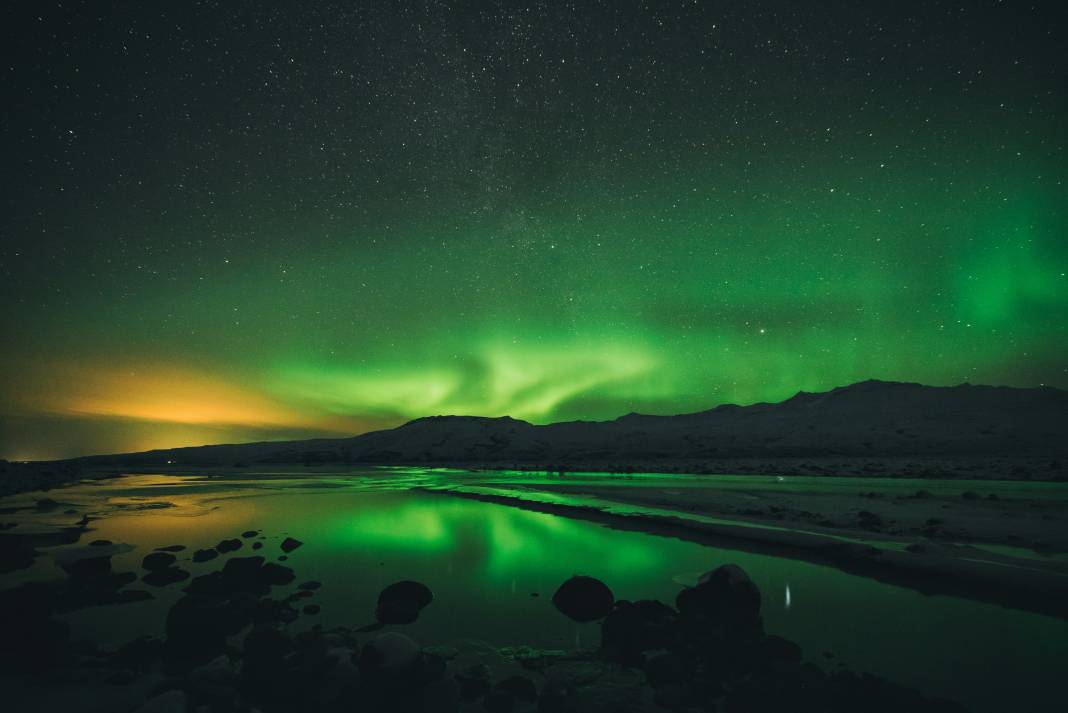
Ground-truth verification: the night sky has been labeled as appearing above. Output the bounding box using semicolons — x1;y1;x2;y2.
2;1;1066;460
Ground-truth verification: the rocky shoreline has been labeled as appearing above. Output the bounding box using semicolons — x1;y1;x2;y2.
2;522;970;713
0;460;119;498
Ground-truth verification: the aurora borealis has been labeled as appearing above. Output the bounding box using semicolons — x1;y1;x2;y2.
1;2;1065;460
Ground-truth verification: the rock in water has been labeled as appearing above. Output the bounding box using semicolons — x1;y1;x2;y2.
60;554;112;580
216;538;242;553
143;567;190;587
221;555;266;582
280;537;303;553
601;599;678;663
375;580;433;625
192;548;218;563
260;561;296;585
675;564;762;629
552;576;615;622
378;580;433;608
142;552;177;571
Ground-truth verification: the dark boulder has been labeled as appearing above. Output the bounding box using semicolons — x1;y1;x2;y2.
192;548;218;563
60;555;112;580
142;552;177;571
552;576;614;622
675;564;762;631
185;556;297;600
756;635;803;666
216;538;242;553
376;580;433;625
260;562;296;586
643;651;693;689
280;537;303;553
601;599;678;663
143;567;190;587
165;595;246;663
250;597;300;627
222;555;266;581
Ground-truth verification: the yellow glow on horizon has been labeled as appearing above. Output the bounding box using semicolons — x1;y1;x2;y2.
9;359;360;432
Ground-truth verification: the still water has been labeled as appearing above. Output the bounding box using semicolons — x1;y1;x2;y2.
4;468;1067;712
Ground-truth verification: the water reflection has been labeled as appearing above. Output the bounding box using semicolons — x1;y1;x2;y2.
3;472;1067;713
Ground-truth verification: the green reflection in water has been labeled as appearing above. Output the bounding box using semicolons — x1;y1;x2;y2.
8;472;1067;713
334;499;456;553
314;492;662;583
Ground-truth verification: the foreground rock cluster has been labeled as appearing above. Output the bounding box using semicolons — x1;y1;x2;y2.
0;526;968;713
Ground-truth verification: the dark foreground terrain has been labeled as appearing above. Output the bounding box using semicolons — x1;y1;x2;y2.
3;522;970;713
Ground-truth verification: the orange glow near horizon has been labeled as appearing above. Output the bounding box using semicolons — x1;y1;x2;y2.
29;363;301;426
0;359;392;459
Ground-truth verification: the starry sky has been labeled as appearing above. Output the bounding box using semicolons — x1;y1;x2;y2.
2;1;1066;460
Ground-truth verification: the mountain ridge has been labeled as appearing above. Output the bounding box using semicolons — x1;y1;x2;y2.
55;379;1068;468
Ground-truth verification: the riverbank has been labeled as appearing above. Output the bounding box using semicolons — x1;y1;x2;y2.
419;482;1068;620
6;453;1066;500
0;460;117;497
453;456;1066;481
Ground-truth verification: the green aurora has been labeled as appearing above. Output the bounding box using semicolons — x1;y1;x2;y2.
1;3;1065;459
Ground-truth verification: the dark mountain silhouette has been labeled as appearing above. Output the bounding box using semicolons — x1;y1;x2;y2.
65;380;1068;469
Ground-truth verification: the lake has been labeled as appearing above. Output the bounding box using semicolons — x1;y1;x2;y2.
3;468;1067;712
